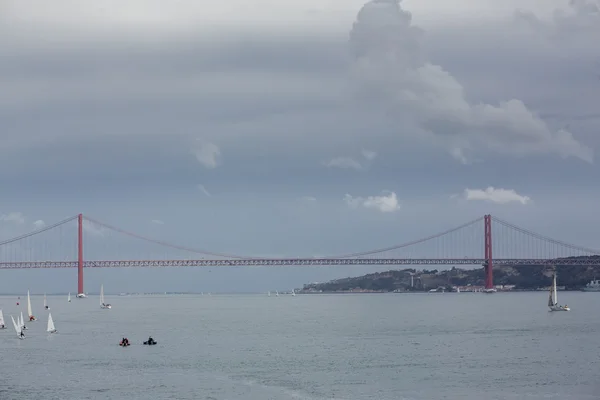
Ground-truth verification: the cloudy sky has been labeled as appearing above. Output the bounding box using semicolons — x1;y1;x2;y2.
0;0;598;293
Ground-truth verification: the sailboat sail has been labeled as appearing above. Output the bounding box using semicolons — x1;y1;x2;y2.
68;292;71;302
552;273;558;305
547;284;554;306
0;309;4;327
44;293;47;308
11;315;20;334
20;311;24;328
47;313;56;333
100;284;111;308
27;290;33;317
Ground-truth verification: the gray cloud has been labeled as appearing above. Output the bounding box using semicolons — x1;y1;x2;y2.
348;0;593;164
1;1;599;279
515;0;600;41
1;0;596;190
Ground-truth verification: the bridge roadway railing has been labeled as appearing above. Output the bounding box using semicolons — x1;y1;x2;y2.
1;257;600;268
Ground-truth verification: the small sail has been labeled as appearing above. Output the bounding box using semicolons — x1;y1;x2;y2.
547;284;554;307
291;289;296;296
20;311;25;328
0;309;4;326
27;290;33;318
100;284;104;305
552;273;558;306
44;293;48;308
68;292;71;302
11;315;20;334
47;313;56;333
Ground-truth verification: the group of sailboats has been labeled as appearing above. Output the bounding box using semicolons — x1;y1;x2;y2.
5;291;57;339
2;284;111;340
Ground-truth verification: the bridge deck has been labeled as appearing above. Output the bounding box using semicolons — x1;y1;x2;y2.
1;258;599;268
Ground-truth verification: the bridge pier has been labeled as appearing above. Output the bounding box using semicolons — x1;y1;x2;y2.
484;214;494;290
78;213;84;296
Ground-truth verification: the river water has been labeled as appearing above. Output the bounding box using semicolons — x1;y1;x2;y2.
0;292;598;399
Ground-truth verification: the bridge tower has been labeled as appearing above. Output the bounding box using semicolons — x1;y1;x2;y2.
78;213;84;297
484;214;494;289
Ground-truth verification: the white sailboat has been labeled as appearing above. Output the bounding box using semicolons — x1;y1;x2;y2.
275;290;279;297
291;289;296;296
268;291;271;297
44;293;50;310
100;284;111;309
548;272;570;311
11;315;24;339
27;290;36;321
0;309;5;329
47;313;57;333
20;311;26;330
68;292;71;303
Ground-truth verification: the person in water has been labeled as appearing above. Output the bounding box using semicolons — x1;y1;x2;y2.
146;336;156;344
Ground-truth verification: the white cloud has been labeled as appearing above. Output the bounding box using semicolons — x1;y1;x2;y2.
325;149;378;170
464;186;531;205
33;220;46;229
197;184;211;197
192;141;221;169
450;147;469;164
0;212;25;224
299;196;317;203
325;157;364;170
349;0;593;164
151;219;164;225
82;220;105;236
361;149;377;160
344;190;400;212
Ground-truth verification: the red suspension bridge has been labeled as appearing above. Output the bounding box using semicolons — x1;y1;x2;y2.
0;214;599;296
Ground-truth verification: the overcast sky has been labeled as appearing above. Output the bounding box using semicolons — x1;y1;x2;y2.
0;0;598;293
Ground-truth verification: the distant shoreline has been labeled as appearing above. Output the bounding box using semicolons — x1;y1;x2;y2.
0;289;595;296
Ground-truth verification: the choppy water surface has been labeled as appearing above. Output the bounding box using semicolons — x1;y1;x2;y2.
0;292;598;399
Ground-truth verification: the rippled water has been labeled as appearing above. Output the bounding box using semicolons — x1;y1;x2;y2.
0;292;598;399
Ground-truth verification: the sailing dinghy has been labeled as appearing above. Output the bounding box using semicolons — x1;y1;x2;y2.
20;311;26;330
100;284;111;309
47;313;57;333
27;290;36;321
548;272;570;311
11;315;24;339
68;292;71;303
0;309;5;329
